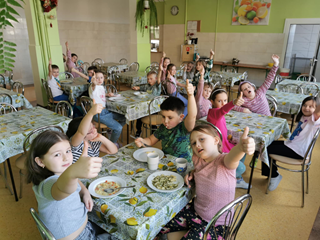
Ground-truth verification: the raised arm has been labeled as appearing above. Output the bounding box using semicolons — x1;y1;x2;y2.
195;67;205;102
258;54;279;94
184;79;197;131
314;97;320;120
48;58;52;79
157;67;162;85
71;68;89;80
159;52;166;66
224;127;255;170
91;133;118;155
206;49;214;73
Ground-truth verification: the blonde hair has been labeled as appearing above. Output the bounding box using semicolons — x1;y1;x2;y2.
191;125;222;153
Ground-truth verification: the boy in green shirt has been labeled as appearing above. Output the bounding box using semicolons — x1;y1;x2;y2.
135;80;197;162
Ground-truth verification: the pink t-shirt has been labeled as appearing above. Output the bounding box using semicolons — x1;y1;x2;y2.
66;50;80;78
207;101;235;153
196;78;212;119
193;154;236;225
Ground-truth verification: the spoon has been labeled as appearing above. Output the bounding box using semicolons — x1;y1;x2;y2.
103;185;136;193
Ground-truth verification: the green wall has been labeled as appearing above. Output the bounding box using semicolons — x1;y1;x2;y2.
156;0;320;33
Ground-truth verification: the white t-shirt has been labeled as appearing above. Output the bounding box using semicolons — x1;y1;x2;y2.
285;114;320;157
48;75;63;98
88;84;106;107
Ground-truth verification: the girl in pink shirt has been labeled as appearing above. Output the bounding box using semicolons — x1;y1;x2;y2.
159;52;171;82
160;125;255;240
195;67;213;119
233;54;280;115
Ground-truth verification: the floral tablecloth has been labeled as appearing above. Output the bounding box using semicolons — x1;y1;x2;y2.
275;79;320;96
203;110;291;165
209;71;245;87
61;77;89;105
100;63;128;73
81;142;193;240
0;107;71;162
106;90;166;122
118;72;148;87
0;88;33;109
266;90;305;115
175;67;184;77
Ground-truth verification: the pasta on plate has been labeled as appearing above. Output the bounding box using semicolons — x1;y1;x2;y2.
152;174;178;190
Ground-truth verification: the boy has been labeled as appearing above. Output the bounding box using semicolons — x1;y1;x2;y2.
48;58;69;101
89;71;126;147
72;66;97;83
135;80;197;162
65;41;80;78
132;70;162;137
182;61;195;82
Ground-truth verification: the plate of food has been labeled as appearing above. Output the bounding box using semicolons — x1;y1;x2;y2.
147;171;184;193
133;147;164;162
108;96;126;101
133;92;148;97
60;80;73;84
88;176;126;198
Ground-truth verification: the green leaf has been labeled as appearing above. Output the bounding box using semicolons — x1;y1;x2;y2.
5;62;14;68
143;206;151;216
162;165;168;170
133;188;136;194
145;191;156;195
7;6;19;16
4;41;17;47
109;228;117;233
119;198;131;201
4;52;15;57
132;178;137;182
0;32;2;36
0;1;5;8
124;203;132;207
8;0;23;8
0;10;5;17
135;176;142;178
6;12;18;23
0;55;4;60
136;200;148;207
146;196;153;202
4;67;13;71
4;46;16;52
145;223;150;230
4;20;14;28
117;194;128;197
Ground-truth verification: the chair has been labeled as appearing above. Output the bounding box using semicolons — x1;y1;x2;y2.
55;101;73;118
297;74;316;82
303;83;320;97
145;66;152;73
11;81;25;95
128;62;139;71
15;125;64;199
0;74;6;88
108;66;121;90
141;96;169;137
30;208;56;240
274;74;283;86
0;102;17;114
150;62;159;67
119;58;128;64
203;194;252;240
265;127;320;207
211;72;223;88
58;72;74;80
82;62;90;74
42;79;59;110
266;94;278;117
223;67;237;73
0;93;13;105
105;84;118;95
281;83;304;94
92;58;104;68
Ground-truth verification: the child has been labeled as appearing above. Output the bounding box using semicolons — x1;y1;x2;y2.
262;96;320;191
25;130;111;239
164;63;188;117
72;66;98;83
66;101;118;163
135;80;197;162
233;54;280;115
89;71;126;146
182;61;195;82
192;49;214;90
65;41;81;78
132;70;161;137
207;88;249;189
161;126;255;239
159;52;171;82
195;67;213;119
48;58;69;101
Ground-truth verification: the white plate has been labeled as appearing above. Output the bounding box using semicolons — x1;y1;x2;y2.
133;147;164;162
108;96;126;101
133;92;148;97
60;80;73;84
88;176;126;198
147;171;184;193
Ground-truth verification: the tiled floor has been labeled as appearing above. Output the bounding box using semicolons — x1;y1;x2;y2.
0;85;320;239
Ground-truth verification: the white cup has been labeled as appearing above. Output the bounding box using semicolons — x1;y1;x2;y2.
175;158;188;173
147;153;159;170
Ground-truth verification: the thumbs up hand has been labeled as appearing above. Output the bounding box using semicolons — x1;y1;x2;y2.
186;79;194;96
90;99;103;116
234;92;245;106
239;127;255;155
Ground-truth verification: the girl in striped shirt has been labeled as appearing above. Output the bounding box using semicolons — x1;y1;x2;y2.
66;101;118;163
233;54;279;116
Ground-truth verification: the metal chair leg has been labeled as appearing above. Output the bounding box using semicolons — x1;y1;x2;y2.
301;170;304;208
248;151;259;194
306;170;309;194
6;159;19;201
0;162;13;194
266;157;273;194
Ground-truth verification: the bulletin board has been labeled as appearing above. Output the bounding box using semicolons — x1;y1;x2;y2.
187;20;201;35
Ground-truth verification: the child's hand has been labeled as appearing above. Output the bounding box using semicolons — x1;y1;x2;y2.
210;49;215;57
234;92;245;106
163;52;166;58
49;58;52;65
65;41;69;48
184;171;194;188
272;54;280;67
91;72;97;85
135;137;146;148
132;86;140;90
82;191;93;211
196;54;200;61
90;99;103;115
186;79;194;96
106;92;114;97
243;108;251;113
239;127;255;155
200;66;205;76
91;133;103;142
159;64;163;71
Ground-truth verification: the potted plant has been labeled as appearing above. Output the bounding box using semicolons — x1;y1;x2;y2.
135;0;158;36
186;32;194;44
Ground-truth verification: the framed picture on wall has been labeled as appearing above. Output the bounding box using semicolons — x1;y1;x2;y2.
232;0;272;26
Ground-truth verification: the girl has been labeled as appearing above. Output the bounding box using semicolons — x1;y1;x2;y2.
182;61;195;82
66;101;118;163
160;125;255;239
192;49;214;91
195;67;213;119
25;130;111;240
207;87;249;189
262;96;320;191
159;52;171;82
233;54;279;115
163;63;188;117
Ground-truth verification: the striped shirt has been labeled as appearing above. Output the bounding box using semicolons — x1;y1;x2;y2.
196;78;212;119
71;140;102;163
233;65;278;116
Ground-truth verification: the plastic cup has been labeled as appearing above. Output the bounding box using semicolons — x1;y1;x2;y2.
176;158;188;173
147;153;159;170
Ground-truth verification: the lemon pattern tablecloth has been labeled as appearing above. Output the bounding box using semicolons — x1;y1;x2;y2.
0;88;33;109
275;79;320;96
100;63;128;73
106;90;166;122
210;71;245;87
202;110;290;165
118;72;148;87
0;107;71;162
61;77;89;105
81;142;193;240
266;90;305;115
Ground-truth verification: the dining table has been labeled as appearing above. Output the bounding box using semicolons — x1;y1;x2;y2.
118;71;148;87
274;79;320;96
0;87;33;109
60;77;89;105
0;107;72;201
81;142;194;240
100;62;128;73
